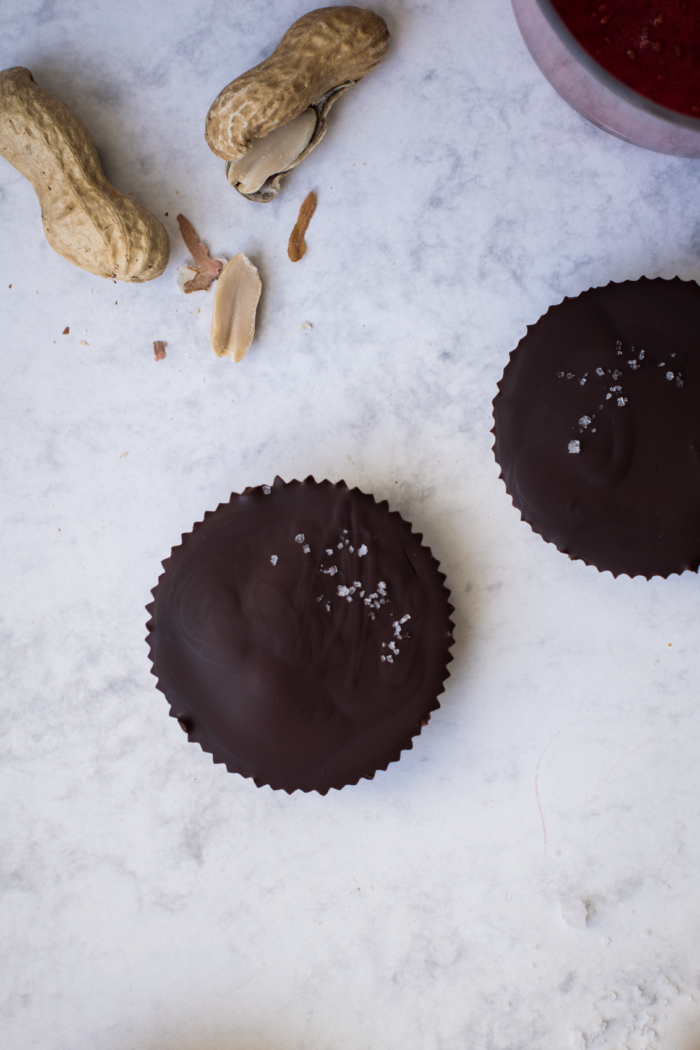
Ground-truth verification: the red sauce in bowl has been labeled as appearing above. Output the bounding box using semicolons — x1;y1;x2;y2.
550;1;700;118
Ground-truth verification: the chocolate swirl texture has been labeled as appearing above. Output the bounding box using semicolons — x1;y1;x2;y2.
493;278;700;580
146;477;454;793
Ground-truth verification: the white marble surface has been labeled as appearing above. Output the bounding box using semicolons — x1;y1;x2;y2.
3;2;700;1048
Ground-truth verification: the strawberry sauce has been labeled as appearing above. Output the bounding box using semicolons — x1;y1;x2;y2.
550;1;700;117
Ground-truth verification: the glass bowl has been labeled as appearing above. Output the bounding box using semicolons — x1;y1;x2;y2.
511;0;700;158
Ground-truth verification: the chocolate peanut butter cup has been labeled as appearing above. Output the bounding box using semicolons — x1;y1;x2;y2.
146;477;454;793
493;277;700;579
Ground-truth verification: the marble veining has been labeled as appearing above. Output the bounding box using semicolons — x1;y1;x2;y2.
2;1;700;1048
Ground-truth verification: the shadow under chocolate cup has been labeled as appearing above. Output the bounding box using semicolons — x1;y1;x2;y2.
146;476;454;794
492;277;700;580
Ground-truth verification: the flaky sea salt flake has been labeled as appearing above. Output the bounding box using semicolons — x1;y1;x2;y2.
579;416;591;427
568;440;580;454
358;544;368;557
270;555;278;566
295;533;305;544
617;397;628;406
666;371;674;380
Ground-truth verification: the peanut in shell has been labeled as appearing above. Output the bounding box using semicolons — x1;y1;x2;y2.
205;6;389;202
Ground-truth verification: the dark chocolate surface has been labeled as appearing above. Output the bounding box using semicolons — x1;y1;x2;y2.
146;477;454;793
492;278;700;579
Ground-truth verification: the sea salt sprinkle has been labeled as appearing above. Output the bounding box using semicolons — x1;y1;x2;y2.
569;335;685;444
270;555;278;565
358;544;368;557
295;534;305;544
262;485;271;495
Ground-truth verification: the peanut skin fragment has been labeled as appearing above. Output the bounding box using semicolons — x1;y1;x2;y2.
210;253;262;363
176;215;222;277
0;67;169;282
288;191;317;262
183;267;216;293
153;341;167;361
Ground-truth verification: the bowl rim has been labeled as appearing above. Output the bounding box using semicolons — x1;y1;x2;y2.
534;0;700;133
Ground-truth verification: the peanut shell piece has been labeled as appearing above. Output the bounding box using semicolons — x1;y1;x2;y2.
210;253;262;362
0;67;169;282
205;6;389;202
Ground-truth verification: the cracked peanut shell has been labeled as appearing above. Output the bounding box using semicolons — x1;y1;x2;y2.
205;7;389;202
